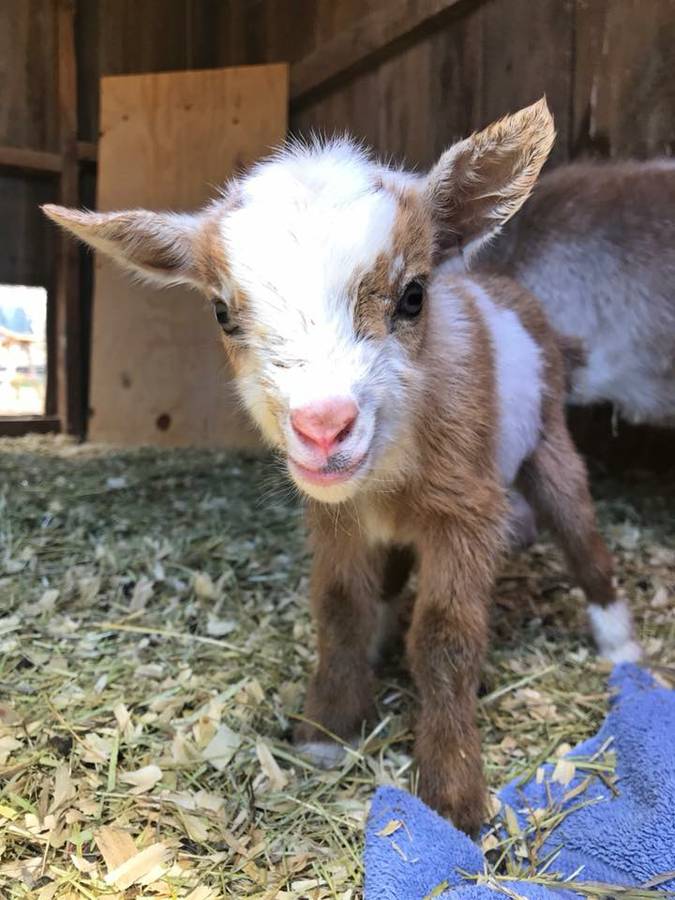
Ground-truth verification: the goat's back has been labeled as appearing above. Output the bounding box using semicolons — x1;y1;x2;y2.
475;159;675;425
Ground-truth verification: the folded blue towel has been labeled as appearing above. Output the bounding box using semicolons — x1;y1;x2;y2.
365;664;675;899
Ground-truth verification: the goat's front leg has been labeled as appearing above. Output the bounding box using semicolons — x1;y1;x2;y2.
407;518;501;835
294;533;382;767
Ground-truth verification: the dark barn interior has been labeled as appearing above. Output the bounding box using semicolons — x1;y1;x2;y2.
0;2;674;897
3;0;675;449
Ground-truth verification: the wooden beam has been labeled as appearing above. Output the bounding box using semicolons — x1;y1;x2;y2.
54;0;85;438
0;142;96;177
290;0;468;102
0;145;61;175
77;140;98;165
0;416;61;437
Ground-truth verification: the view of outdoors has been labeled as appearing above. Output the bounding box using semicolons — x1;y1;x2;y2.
0;284;47;416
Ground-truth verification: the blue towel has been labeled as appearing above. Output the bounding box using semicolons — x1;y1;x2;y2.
365;664;675;899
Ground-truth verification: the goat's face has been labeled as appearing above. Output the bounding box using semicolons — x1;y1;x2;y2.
43;99;554;503
218;151;434;501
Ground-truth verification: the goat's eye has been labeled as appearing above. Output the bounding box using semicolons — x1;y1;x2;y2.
213;299;229;326
395;280;425;320
212;298;240;336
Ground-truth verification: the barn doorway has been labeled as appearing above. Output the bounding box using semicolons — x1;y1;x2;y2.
0;284;48;417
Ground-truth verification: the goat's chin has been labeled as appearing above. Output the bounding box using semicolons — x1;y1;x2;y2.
296;478;362;504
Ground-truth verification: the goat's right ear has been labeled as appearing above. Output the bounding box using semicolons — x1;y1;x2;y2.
41;205;211;288
425;98;555;262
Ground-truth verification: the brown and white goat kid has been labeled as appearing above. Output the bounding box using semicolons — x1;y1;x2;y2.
43;99;640;834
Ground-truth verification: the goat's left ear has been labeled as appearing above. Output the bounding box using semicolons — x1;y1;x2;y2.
425;97;555;261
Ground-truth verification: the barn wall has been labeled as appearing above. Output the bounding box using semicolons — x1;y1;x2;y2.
3;0;674;291
1;0;674;441
69;0;675;190
291;0;574;168
163;0;674;166
0;0;60;287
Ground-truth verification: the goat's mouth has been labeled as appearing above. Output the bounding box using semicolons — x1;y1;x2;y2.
288;450;369;489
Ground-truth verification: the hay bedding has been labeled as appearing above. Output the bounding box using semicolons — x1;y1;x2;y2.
0;436;672;900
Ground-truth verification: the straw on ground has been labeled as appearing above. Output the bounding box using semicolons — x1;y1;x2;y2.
0;436;673;898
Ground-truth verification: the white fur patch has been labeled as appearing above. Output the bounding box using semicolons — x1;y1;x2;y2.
588;599;642;663
224;144;399;392
469;281;544;485
297;741;347;769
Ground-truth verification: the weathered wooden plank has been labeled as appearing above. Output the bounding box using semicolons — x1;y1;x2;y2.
0;145;62;175
475;0;574;164
0;0;59;150
0;0;59;382
572;0;609;157
573;0;675;158
188;0;272;69
293;0;573;169
74;0;101;144
292;5;483;168
0;141;97;175
89;64;288;448
54;0;84;436
76;0;193;143
57;0;79;206
0;173;58;286
311;0;384;45
77;140;98;164
187;0;375;74
290;0;469;102
0;415;60;437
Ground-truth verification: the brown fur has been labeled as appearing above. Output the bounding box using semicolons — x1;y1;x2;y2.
426;100;556;257
192;206;232;291
353;191;434;341
484;276;615;607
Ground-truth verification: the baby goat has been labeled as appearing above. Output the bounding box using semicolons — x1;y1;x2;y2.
43;99;640;834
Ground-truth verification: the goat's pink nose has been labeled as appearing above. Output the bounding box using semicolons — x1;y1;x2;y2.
291;398;358;453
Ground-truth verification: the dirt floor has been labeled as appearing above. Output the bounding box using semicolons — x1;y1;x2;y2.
0;436;673;899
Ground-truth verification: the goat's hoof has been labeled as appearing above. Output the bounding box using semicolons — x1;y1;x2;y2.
602;639;643;664
589;600;642;665
296;740;347;769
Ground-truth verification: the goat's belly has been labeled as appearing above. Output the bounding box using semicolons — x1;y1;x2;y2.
471;284;544;485
571;341;675;426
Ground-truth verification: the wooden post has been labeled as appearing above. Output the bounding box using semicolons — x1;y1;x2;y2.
54;0;84;436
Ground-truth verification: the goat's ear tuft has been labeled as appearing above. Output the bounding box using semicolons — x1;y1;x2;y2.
41;205;208;288
425;97;555;262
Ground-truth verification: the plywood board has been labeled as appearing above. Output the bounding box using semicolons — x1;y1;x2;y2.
89;64;288;447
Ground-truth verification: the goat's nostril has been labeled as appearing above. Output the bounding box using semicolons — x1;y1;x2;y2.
335;421;354;443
